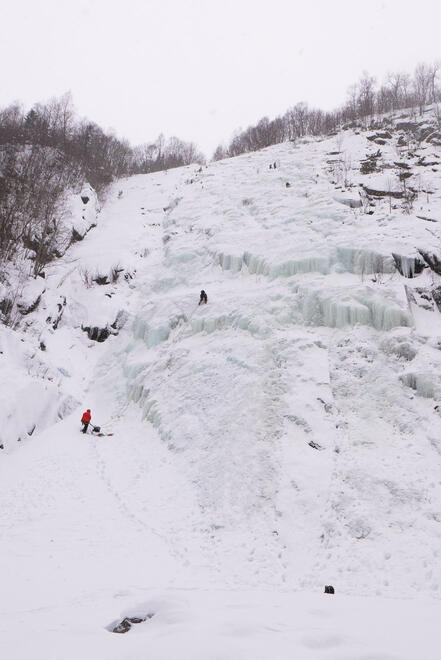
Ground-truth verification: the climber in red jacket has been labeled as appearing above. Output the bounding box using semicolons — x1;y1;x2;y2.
81;409;91;434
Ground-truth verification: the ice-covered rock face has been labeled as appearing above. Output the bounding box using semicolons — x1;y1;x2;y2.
68;184;99;243
100;126;441;597
16;279;46;315
296;283;411;331
0;326;79;447
2;116;441;606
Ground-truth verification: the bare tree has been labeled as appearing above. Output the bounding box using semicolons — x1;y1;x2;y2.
414;63;432;114
212;145;227;161
429;61;441;104
357;71;376;119
386;72;410;110
376;85;393;114
346;84;359;121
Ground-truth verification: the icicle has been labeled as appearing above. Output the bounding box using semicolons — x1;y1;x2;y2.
400;373;435;398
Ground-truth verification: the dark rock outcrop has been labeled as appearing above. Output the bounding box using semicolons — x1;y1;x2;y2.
362;185;405;199
93;274;110;285
396;121;420;132
17;292;44;315
46;296;67;330
417;156;440;166
398;171;413;183
367;132;392;142
392;254;425;278
405;285;440;312
431;287;441;312
71;228;85;243
360;150;381;174
111;614;154;634
82;325;111;342
418;250;441;275
82;310;128;343
426;131;441;145
413;287;434;311
0;297;13;319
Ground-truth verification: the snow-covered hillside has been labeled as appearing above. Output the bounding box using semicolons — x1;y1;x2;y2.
1;110;441;659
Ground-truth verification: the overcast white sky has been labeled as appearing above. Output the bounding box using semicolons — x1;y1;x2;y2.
1;0;440;155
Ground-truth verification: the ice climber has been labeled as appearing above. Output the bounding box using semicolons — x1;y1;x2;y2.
199;290;208;305
81;409;91;434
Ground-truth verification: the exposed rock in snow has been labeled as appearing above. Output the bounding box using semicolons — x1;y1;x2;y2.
426;131;441;146
418;249;441;275
392;252;426;278
431;286;441;312
362;184;406;199
67;184;98;243
0;293;13;322
46;295;67;330
16;279;46;315
110;613;154;634
395;121;422;132
81;324;113;342
367;131;392;141
409;286;436;311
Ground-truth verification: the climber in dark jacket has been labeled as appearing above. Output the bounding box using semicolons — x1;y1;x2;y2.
199;290;208;305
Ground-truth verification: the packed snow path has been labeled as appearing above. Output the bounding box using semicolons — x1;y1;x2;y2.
2;130;441;658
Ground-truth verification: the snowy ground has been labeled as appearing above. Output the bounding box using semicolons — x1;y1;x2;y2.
1;115;441;658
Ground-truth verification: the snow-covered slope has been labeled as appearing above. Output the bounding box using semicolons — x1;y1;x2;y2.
1;112;441;658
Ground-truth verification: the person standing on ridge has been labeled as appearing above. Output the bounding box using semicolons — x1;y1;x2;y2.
199;290;208;305
81;409;91;434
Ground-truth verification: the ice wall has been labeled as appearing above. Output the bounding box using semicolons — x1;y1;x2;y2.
213;246;398;280
297;285;412;331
